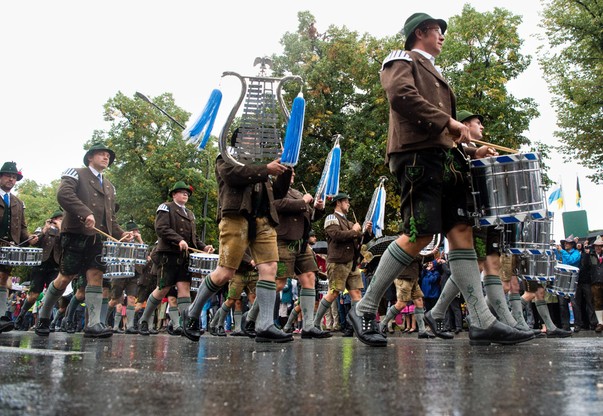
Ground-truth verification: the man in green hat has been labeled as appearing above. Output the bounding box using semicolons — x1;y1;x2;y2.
106;220;145;334
348;12;533;347
35;143;132;338
15;210;64;331
312;192;372;333
138;181;214;337
0;161;38;334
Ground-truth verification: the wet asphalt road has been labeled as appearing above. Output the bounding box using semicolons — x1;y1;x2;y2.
1;330;602;416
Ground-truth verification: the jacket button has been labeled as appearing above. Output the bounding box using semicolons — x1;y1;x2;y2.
435;82;440;87
438;102;443;107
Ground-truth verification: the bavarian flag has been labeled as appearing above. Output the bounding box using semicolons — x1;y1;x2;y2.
548;184;564;210
576;177;582;207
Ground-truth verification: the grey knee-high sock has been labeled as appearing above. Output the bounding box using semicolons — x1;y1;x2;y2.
483;275;517;327
176;297;190;326
188;277;222;318
255;280;277;332
535;299;557;330
357;243;414;316
102;302;112;326
380;305;401;329
430;277;460;320
284;307;299;332
210;303;224;327
85;286;103;326
38;282;66;320
113;307;123;330
247;300;259;322
233;310;242;331
66;295;81;323
0;287;7;316
125;306;135;329
299;289;316;330
168;307;180;328
313;297;332;328
414;307;426;332
509;293;530;330
17;298;34;320
217;304;232;327
211;304;230;328
140;294;162;324
448;250;496;329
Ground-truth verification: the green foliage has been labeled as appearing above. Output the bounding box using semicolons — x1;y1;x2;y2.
271;12;399;227
539;0;603;183
84;92;220;246
15;179;61;232
438;4;540;152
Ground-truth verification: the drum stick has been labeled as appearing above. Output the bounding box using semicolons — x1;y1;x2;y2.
352;210;358;224
300;183;308;194
470;138;517;154
17;235;37;247
188;247;204;254
93;227;119;242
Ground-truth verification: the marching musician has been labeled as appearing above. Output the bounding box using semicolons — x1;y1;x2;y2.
0;161;38;334
273;169;331;339
183;155;293;343
138;181;213;336
106;220;144;334
313;192;372;332
15;209;63;331
348;12;533;347
35;143;131;338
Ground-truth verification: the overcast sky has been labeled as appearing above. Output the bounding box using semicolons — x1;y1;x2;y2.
2;0;600;239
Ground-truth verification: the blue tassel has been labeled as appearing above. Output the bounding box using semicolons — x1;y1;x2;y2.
370;186;385;237
324;144;341;197
281;93;305;166
182;89;222;150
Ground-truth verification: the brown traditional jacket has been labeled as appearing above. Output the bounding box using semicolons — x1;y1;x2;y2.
57;167;124;238
215;156;291;225
155;201;206;254
36;228;61;264
324;211;372;264
0;194;30;244
274;187;325;241
380;49;456;160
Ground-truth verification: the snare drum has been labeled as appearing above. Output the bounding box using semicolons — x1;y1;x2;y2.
190;276;203;292
103;262;135;279
506;217;554;255
102;241;148;265
518;254;555;282
549;264;579;297
0;246;43;266
470;153;546;226
188;253;219;274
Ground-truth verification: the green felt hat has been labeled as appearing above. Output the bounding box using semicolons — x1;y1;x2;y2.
403;12;447;50
84;143;115;167
0;161;23;181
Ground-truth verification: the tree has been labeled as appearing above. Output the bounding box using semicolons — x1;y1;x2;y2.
539;0;603;183
438;4;540;152
86;92;220;246
15;179;61;233
272;11;402;236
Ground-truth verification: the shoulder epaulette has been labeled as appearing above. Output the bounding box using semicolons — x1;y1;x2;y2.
324;214;339;229
382;50;412;70
61;168;79;180
157;203;170;212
